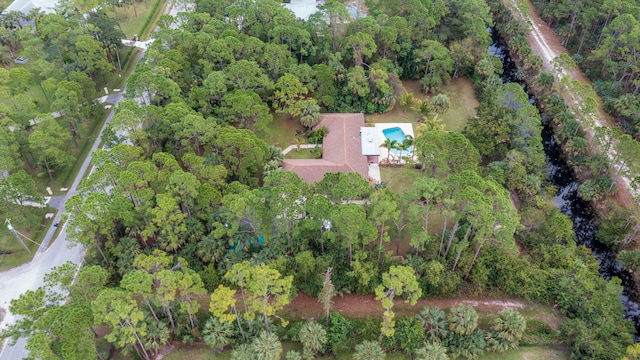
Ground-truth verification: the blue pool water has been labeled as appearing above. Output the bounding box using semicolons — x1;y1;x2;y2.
382;127;412;155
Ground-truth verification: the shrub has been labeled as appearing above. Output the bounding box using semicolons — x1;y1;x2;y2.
327;312;354;354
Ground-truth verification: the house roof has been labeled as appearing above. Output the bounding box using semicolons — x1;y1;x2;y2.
3;0;58;14
282;113;370;184
360;126;380;155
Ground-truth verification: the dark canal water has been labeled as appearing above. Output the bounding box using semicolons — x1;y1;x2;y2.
488;28;640;338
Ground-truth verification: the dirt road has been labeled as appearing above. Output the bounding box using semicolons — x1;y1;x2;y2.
505;0;637;209
285;293;561;330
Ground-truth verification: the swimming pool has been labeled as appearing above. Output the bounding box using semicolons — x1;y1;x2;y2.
382;127;413;155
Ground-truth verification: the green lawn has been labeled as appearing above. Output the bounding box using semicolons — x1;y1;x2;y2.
284;147;322;159
163;343;568;360
105;0;167;39
0;206;54;271
402;78;479;132
366;78;479;132
261;113;305;149
437;78;479;131
379;167;421;193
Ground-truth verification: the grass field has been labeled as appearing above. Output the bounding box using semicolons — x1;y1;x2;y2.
284;147;321;159
163;343;568;360
104;0;166;39
403;78;479;132
261;113;305;149
0;206;54;271
366;78;479;132
379;167;421;193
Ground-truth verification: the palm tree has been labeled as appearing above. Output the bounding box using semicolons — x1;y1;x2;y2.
203;317;235;354
398;135;413;159
424;117;445;131
417;100;431;116
399;92;417;112
415;343;449;360
285;351;302;360
298;321;327;358
447;305;478;336
447;330;487;359
298;100;321;128
486;309;526;352
381;138;399;162
251;331;283;360
415;100;444;131
231;344;253;360
354;340;386;360
416;307;449;344
431;94;450;120
142;319;170;355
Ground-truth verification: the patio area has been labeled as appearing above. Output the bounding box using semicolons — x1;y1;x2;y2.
374;123;415;164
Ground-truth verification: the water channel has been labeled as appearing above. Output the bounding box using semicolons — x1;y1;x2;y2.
279;0;640;336
488;28;640;338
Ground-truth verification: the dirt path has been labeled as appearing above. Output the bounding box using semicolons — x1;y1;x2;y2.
503;0;637;210
285;293;561;330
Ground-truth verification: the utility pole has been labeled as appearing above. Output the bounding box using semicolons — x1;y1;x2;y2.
5;219;32;254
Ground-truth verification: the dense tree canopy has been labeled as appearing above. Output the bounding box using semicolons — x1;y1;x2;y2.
0;0;635;358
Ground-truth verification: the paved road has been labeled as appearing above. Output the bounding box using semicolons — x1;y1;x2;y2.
0;93;123;360
0;2;189;358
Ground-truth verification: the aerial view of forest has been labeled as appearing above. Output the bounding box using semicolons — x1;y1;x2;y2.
1;0;640;359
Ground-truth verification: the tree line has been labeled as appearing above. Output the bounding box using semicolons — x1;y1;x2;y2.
0;6;126;213
529;0;640;140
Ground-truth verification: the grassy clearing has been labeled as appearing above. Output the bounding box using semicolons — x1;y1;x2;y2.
284;147;321;159
262;113;305;149
163;345;218;360
402;78;479;132
23;81;51;114
269;78;478;151
0;206;54;271
370;78;478;132
105;0;165;39
437;78;479;131
163;343;567;360
379;166;421;193
365;104;421;127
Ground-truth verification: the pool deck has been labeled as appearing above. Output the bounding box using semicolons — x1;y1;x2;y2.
374;123;415;163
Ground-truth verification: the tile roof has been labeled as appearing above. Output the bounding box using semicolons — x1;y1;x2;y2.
282;113;370;184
